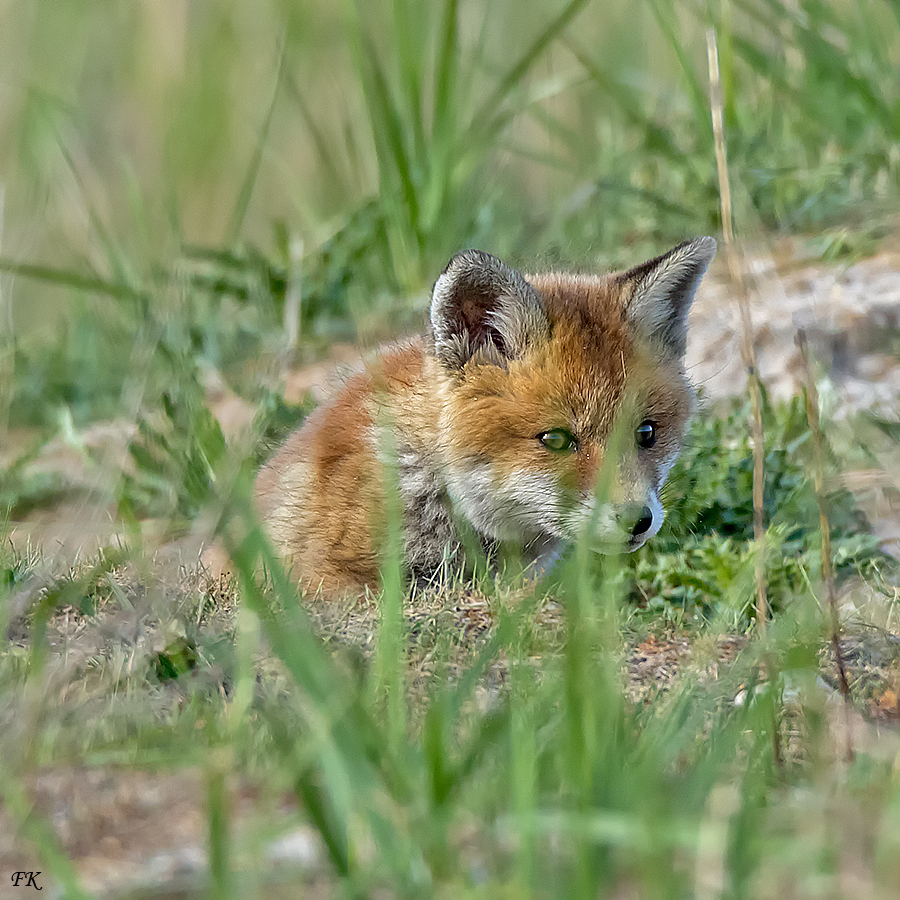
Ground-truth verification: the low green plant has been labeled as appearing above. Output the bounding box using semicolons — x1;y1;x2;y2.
631;392;889;618
118;363;227;525
0;445;69;518
118;367;312;528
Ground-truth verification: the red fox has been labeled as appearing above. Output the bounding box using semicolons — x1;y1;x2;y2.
254;238;716;597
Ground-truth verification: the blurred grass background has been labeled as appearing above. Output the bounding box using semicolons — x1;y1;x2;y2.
4;0;900;372
2;1;900;898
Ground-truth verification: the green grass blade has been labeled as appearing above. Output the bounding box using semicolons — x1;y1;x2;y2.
793;4;895;135
421;0;460;231
363;36;422;242
206;754;235;900
647;0;713;138
52;119;137;292
392;0;428;177
0;257;147;303
226;40;286;244
282;69;348;196
345;6;423;280
372;428;408;755
294;767;352;877
431;0;460;152
469;0;592;145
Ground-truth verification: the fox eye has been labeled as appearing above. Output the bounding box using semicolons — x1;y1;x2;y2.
636;420;657;449
539;429;576;452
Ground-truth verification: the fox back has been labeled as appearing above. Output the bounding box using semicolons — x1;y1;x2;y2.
255;237;716;597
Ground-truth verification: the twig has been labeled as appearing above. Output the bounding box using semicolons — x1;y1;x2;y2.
707;30;768;629
795;329;855;763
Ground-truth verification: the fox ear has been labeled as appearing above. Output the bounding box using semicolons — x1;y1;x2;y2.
621;237;716;358
430;250;549;369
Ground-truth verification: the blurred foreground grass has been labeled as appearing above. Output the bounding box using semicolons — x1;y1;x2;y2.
2;1;900;897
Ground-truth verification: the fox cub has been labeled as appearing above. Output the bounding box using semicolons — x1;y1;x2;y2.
255;238;716;597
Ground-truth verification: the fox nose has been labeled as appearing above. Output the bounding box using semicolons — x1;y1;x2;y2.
629;505;654;539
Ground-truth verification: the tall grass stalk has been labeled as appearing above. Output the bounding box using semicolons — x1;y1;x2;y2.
372;409;408;756
707;29;768;628
206;750;236;900
796;328;854;762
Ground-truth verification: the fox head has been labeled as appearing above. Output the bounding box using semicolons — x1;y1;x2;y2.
429;237;716;554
